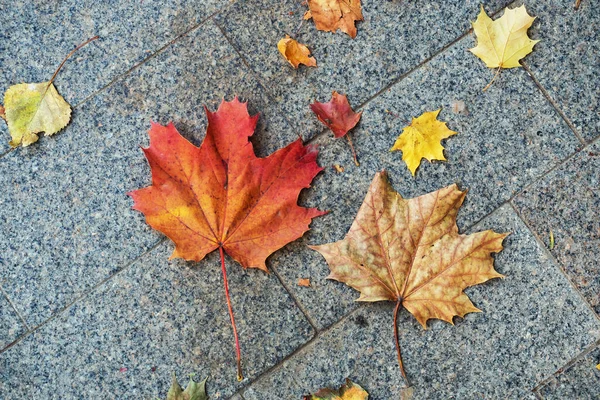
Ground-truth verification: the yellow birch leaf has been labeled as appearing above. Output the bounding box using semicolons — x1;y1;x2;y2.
470;5;540;69
390;109;457;176
277;35;317;68
4;82;71;147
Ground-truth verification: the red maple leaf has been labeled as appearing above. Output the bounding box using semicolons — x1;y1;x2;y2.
310;91;362;165
129;98;325;379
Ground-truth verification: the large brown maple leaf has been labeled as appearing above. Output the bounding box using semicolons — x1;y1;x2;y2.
310;171;507;382
129;98;325;380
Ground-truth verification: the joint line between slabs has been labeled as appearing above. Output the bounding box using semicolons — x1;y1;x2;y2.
521;62;586;145
507;201;600;323
0;238;166;355
531;338;600;393
0;283;31;331
270;266;319;332
236;306;366;398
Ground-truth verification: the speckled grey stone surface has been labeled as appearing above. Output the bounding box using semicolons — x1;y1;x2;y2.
0;293;26;349
0;0;228;107
0;21;297;329
215;0;512;141
514;142;600;316
0;242;314;399
268;36;579;330
244;205;600;399
538;346;600;399
521;0;600;142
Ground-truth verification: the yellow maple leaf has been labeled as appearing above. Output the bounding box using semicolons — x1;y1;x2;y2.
390;109;457;176
4;82;71;147
277;35;317;68
470;5;539;69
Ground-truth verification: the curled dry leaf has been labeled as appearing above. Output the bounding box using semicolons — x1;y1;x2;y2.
278;35;317;68
304;378;368;400
304;0;363;38
129;98;325;380
390;109;457;176
311;171;507;381
166;373;208;400
311;91;362;165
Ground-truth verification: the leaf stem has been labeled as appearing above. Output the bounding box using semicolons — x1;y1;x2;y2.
393;299;409;386
49;36;99;84
482;66;501;92
346;134;359;166
219;246;244;381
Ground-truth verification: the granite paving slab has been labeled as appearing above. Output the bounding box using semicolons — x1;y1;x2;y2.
0;21;297;329
215;0;512;141
0;293;26;350
514;141;600;316
243;205;600;399
521;0;600;142
0;0;228;108
269;35;580;330
538;346;600;399
0;242;314;399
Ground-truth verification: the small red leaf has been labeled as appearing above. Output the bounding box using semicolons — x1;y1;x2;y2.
310;91;362;138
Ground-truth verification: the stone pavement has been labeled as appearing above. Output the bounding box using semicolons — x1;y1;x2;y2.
0;0;598;398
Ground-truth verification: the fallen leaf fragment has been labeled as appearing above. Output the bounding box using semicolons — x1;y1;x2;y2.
549;230;555;250
333;164;344;173
304;378;368;400
311;91;362;165
310;171;507;381
129;97;325;380
298;278;311;287
596;363;600;371
305;0;363;38
0;36;98;147
278;35;317;68
166;373;208;400
390;109;457;176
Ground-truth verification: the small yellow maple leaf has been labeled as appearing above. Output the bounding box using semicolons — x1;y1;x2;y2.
470;5;539;69
4;82;72;147
390;109;457;176
277;35;317;68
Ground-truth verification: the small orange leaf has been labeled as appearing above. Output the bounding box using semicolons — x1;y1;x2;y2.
304;378;368;399
278;35;317;68
305;0;363;38
298;278;311;287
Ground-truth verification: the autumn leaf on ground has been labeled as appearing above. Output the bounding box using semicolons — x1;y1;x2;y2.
0;36;98;147
304;378;368;400
304;0;363;38
311;91;362;166
390;109;457;176
129;98;325;380
470;5;539;90
278;35;317;68
310;171;507;382
166;373;208;400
